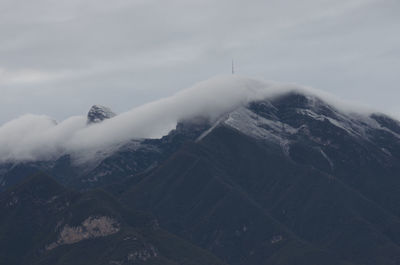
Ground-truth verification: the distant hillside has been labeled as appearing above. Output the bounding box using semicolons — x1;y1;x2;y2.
0;173;225;265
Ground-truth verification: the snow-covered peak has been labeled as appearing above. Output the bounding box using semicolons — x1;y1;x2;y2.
87;105;116;124
196;92;400;157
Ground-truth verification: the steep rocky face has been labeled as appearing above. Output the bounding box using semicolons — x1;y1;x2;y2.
87;105;116;124
46;216;120;250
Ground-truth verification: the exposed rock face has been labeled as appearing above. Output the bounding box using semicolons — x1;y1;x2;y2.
46;216;120;250
87;105;116;124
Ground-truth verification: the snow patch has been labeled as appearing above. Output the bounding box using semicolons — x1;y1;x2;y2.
223;107;296;151
320;148;334;170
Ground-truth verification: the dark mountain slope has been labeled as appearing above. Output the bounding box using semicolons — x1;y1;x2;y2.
3;89;400;265
0;161;53;192
68;117;212;190
268;94;400;218
114;93;400;265
116;128;351;265
0;173;225;265
205;127;400;265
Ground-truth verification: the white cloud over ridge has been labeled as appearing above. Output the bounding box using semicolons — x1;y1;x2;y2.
0;75;378;163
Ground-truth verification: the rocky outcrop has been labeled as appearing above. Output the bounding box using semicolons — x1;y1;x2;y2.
46;216;120;250
87;105;116;124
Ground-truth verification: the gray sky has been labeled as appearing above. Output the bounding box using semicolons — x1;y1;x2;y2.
1;0;399;124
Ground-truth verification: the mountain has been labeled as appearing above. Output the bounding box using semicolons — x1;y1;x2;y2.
111;92;400;265
0;113;211;192
0;173;225;265
2;77;400;264
87;105;116;124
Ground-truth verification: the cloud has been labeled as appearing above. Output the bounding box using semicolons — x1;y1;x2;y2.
0;114;86;162
0;75;376;163
0;68;65;85
0;0;399;162
1;0;399;125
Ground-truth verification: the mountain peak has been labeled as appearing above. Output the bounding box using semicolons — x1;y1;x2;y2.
87;105;116;124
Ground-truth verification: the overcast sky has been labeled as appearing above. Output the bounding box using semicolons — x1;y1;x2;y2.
1;0;399;124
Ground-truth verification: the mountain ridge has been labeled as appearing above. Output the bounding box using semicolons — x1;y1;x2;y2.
0;75;382;164
2;78;400;264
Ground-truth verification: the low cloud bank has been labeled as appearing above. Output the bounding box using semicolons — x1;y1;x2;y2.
0;75;375;163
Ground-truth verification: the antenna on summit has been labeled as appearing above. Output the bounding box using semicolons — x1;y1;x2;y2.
232;59;235;75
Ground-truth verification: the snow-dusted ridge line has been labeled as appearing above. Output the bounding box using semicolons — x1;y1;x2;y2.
218;94;400;154
223;107;297;142
0;75;393;163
